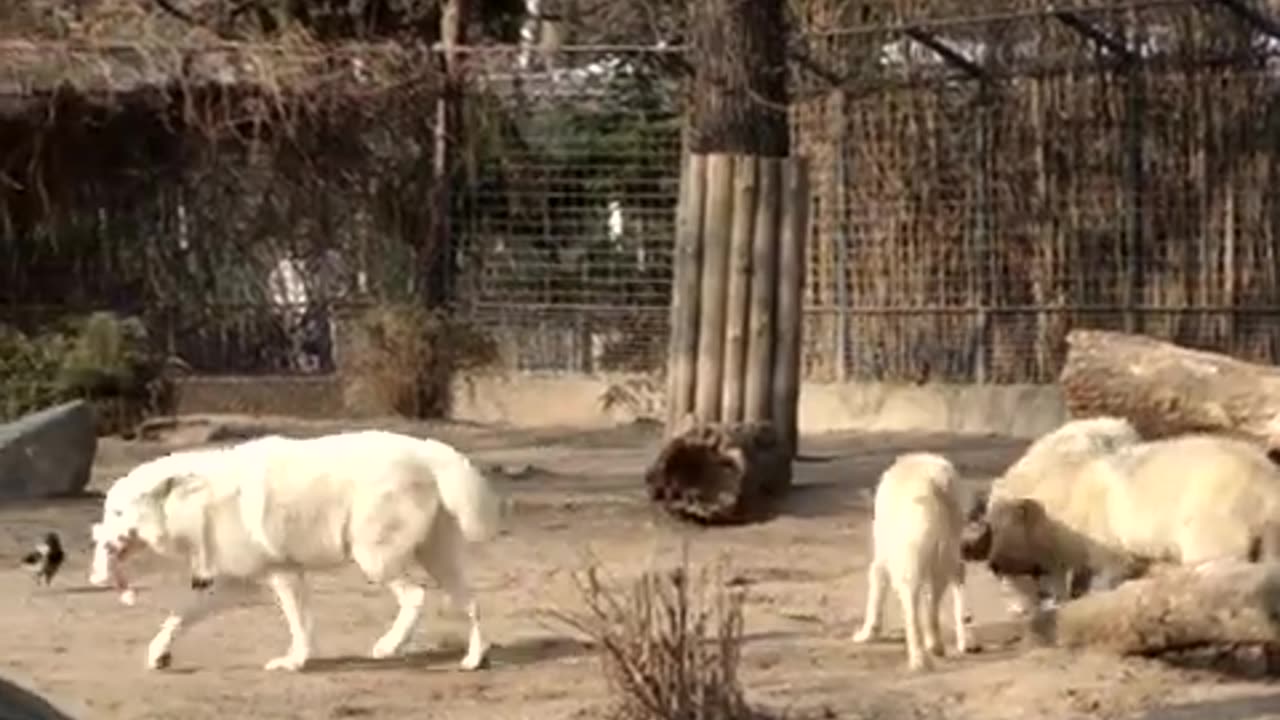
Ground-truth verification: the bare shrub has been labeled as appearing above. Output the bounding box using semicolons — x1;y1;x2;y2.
339;303;497;418
599;375;666;421
549;554;773;720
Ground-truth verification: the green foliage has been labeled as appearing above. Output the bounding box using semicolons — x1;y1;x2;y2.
0;324;71;420
0;323;69;381
457;57;682;308
58;311;154;396
0;311;159;422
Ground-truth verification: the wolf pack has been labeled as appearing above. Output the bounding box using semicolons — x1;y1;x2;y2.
76;416;1280;675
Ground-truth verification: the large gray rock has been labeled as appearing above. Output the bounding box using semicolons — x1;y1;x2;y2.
0;674;82;720
0;400;97;501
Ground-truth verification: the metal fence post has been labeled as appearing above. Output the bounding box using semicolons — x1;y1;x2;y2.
1123;52;1145;335
973;81;993;384
833;91;851;383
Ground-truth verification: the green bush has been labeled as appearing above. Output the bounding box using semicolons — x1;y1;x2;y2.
58;311;154;397
0;311;161;425
0;324;71;420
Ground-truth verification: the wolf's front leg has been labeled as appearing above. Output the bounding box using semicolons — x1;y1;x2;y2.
264;570;313;672
147;579;251;670
189;542;215;588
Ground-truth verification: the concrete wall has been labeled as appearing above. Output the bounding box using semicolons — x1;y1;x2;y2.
172;376;346;418
448;371;1067;439
795;380;1066;439
171;371;1067;439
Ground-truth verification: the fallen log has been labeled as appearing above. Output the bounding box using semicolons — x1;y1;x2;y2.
644;421;791;524
1058;329;1280;448
1027;560;1280;665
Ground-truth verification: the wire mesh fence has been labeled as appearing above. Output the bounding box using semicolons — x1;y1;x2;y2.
449;45;684;374
792;0;1280;383
452;0;1280;385
6;0;1280;424
0;36;451;421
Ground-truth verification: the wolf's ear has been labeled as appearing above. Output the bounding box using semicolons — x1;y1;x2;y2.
147;475;179;500
1014;497;1047;522
148;473;199;501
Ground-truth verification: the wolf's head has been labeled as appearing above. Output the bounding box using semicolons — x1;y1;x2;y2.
89;520;136;604
88;452;207;589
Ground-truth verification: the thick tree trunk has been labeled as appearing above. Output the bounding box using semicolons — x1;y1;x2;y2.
658;0;792;526
1027;560;1280;669
687;0;789;156
1059;329;1280;448
644;421;791;524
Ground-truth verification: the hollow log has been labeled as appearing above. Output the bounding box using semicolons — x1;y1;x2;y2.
644;421;792;524
1059;329;1280;447
1027;560;1280;660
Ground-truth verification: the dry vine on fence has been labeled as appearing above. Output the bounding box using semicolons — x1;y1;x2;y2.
791;0;1280;383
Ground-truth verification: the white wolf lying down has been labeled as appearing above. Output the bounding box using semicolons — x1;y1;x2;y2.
967;416;1141;615
981;434;1280;600
88;430;503;673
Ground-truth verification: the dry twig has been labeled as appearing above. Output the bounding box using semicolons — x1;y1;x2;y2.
545;551;771;720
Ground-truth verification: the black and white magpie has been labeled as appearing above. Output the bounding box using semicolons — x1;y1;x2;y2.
20;531;65;586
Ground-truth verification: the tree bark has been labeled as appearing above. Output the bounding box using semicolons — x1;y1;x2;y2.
1027;560;1280;669
429;0;469;306
644;421;791;524
742;157;780;424
687;0;789;156
1059;329;1280;449
664;154;706;438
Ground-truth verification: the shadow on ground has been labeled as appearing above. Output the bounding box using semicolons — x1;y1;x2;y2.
0;675;85;720
1141;693;1280;720
305;634;595;673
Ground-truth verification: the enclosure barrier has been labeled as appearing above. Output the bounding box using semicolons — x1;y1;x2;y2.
646;152;810;525
665;152;810;452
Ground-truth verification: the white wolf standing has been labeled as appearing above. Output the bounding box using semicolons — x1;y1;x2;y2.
852;452;970;671
88;430;503;673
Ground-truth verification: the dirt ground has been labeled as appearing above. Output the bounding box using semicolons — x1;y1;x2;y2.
2;417;1279;720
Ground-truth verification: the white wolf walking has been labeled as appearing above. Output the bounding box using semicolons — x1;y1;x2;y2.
88;430;503;673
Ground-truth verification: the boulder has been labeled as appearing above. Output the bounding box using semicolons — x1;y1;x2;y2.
0;674;81;720
0;400;97;501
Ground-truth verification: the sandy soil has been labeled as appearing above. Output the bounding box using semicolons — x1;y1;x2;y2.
1;418;1279;720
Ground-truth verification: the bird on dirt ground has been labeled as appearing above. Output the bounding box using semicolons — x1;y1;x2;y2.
20;531;65;586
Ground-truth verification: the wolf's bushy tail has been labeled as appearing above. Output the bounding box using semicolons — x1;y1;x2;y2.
435;454;503;543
